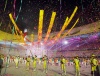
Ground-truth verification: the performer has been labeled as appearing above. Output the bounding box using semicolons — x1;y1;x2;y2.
26;56;31;70
14;56;19;68
90;54;98;76
73;56;80;76
43;55;48;74
6;55;10;67
60;55;66;75
0;54;3;75
32;55;37;71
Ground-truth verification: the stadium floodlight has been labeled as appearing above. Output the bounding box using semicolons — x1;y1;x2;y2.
40;42;43;45
63;40;68;45
24;29;27;33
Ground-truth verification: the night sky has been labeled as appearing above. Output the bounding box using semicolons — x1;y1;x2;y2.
0;0;100;34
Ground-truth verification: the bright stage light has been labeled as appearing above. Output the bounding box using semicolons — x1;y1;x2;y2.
63;40;68;45
24;29;27;33
40;42;43;45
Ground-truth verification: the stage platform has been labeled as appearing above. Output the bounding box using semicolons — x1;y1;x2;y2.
1;63;91;76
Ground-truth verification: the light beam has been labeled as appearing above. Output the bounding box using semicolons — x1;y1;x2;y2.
44;12;56;42
38;10;44;42
62;18;79;38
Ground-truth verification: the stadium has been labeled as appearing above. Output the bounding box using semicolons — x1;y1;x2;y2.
0;0;100;76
